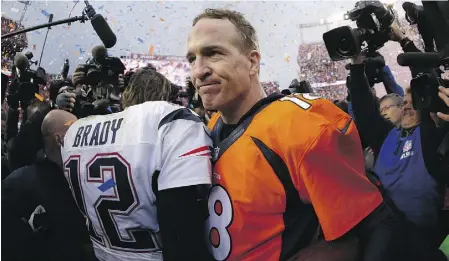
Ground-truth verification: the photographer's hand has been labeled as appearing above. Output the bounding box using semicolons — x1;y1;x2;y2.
351;54;363;65
72;65;87;87
389;22;406;42
56;92;76;111
437;86;449;122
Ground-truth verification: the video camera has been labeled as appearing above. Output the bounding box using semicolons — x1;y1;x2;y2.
396;1;449;114
77;45;125;87
78;57;125;87
24;52;38;67
11;52;47;105
323;0;396;61
14;52;46;85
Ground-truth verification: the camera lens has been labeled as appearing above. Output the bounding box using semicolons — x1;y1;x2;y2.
87;67;101;84
338;38;352;54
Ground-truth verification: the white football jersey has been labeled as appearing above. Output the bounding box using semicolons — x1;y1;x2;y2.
61;101;213;261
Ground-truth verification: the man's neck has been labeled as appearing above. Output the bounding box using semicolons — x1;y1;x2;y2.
46;151;62;170
220;85;266;125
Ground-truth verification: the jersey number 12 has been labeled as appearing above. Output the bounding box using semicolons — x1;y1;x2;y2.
64;153;158;252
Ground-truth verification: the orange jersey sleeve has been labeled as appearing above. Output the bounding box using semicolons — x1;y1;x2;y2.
287;94;383;240
270;94;383;241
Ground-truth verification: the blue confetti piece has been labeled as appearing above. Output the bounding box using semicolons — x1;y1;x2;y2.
98;5;104;10
41;9;50;18
107;106;112;113
98;178;116;192
137;37;144;44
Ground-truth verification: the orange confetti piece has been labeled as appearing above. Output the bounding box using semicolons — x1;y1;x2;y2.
285;56;290;62
34;93;44;102
159;18;165;22
148;45;155;55
64;120;76;126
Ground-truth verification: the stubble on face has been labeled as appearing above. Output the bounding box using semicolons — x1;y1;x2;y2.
187;18;252;112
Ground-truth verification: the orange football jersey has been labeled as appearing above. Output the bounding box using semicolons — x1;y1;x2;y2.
205;94;383;261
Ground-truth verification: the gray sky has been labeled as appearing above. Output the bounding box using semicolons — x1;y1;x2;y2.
2;1;411;88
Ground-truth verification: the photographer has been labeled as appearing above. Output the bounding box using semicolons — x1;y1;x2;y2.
347;53;405;124
55;46;125;118
347;53;446;253
3;52;53;173
5;99;51;173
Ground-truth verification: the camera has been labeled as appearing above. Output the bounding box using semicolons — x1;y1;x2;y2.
396;1;449;114
410;73;449;113
78;56;125;86
12;52;47;104
323;1;396;61
24;51;38;66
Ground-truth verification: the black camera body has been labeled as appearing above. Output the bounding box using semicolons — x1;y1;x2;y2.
410;73;449;114
323;1;395;61
14;68;47;105
78;56;125;87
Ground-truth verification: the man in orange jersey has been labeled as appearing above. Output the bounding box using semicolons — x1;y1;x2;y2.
186;8;441;261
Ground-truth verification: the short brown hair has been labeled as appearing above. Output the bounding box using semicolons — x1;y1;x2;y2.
192;8;259;53
122;68;173;108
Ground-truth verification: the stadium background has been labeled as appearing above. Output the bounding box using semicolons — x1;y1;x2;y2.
1;0;449;256
2;0;425;98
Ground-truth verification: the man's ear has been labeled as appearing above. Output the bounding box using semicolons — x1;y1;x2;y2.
248;50;261;76
54;133;64;148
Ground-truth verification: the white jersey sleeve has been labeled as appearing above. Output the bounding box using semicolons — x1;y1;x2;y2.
157;110;213;190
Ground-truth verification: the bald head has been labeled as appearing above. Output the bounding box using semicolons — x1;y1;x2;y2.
41;110;77;166
41;110;77;138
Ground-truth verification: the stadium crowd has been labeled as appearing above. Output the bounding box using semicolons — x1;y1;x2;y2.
1;17;28;71
1;3;449;261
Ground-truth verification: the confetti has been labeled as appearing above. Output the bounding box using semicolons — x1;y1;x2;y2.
64;120;76;126
137;37;144;44
41;9;51;18
160;18;165;22
34;93;44;102
285;56;290;63
148;45;155;55
10;7;19;13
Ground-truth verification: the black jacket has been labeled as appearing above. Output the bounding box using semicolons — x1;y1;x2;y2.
6;104;52;173
1;158;95;261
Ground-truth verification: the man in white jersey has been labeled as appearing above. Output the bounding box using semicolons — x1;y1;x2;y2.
61;67;213;261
